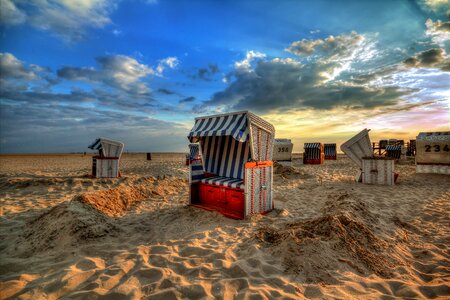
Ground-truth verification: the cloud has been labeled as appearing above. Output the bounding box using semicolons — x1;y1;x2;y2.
425;19;450;46
191;63;220;81
179;96;195;103
0;52;40;80
286;31;363;58
204;57;410;113
0;0;26;25
0;101;189;153
403;48;450;70
112;29;122;36
157;88;176;95
0;0;116;42
58;55;178;94
417;0;450;17
234;50;266;73
286;32;380;81
0;52;58;92
155;57;179;74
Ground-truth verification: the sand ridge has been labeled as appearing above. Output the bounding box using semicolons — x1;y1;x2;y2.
0;153;449;299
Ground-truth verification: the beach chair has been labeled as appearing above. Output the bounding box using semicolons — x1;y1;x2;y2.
415;131;450;174
324;143;337;160
386;145;402;160
303;143;324;164
88;137;124;178
187;111;275;219
273;139;293;164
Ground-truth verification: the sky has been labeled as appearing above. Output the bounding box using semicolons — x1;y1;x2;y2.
0;0;449;153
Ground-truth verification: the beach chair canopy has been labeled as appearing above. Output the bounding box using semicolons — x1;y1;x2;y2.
304;143;321;149
88;137;124;158
188;111;275;180
340;129;373;167
386;145;402;151
188;111;274;143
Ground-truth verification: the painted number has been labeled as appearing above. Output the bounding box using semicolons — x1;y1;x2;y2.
278;147;289;152
424;144;449;152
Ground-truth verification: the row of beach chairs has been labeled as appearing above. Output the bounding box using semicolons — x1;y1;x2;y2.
87;111;449;220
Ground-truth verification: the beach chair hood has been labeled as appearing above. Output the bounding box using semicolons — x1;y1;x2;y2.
340;129;373;167
88;137;124;158
188;111;274;143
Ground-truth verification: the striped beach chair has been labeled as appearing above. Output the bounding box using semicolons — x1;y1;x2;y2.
386;145;402;159
187;111;275;219
324;143;337;160
303;143;324;164
88;137;124;178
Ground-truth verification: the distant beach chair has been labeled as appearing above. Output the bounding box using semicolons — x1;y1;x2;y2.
187;111;275;219
415;131;450;174
88;137;124;178
324;143;337;160
273;139;293;165
386;145;402;160
303;143;324;164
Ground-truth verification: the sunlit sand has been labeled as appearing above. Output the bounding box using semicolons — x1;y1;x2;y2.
1;153;449;299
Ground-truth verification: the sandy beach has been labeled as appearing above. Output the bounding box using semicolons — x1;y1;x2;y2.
0;153;449;299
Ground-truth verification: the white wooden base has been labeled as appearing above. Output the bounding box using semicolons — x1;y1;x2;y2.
362;158;395;185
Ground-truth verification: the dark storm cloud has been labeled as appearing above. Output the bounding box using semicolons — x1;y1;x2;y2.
403;48;449;70
204;58;410;112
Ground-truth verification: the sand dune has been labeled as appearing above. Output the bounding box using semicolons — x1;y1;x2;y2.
0;153;449;299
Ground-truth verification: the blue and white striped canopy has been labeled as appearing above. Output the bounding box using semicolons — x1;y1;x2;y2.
188;112;249;142
304;143;321;149
386;145;402;151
